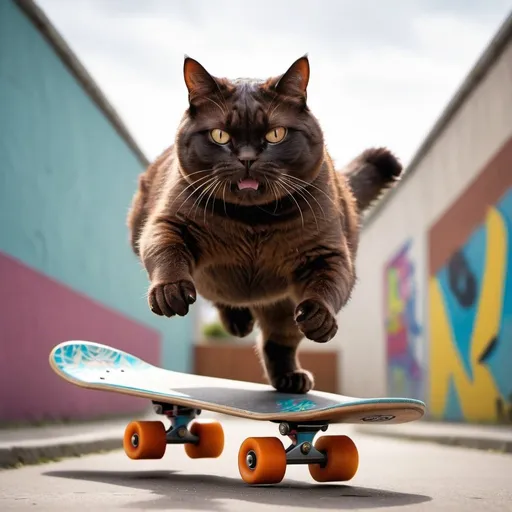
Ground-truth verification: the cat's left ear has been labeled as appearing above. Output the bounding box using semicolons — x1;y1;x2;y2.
274;55;310;100
183;56;218;102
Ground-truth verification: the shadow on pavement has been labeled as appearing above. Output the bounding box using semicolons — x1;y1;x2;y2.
45;469;432;510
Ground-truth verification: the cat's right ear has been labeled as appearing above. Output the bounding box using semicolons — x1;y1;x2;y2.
183;56;218;102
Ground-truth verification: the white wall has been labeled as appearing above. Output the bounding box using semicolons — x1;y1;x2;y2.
336;39;512;398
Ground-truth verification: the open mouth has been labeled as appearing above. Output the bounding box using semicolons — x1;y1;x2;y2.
237;178;259;191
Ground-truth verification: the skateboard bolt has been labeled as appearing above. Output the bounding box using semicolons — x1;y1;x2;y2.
246;450;257;470
131;433;139;448
279;422;290;436
177;427;186;438
301;442;312;455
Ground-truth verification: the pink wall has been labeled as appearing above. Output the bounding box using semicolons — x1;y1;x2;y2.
0;252;161;422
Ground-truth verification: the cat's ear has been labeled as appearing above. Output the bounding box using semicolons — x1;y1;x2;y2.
274;55;310;99
183;56;218;101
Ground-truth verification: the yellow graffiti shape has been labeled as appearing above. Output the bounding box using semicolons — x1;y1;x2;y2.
392;367;407;396
429;206;507;422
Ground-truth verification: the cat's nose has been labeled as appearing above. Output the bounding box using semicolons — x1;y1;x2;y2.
239;159;255;170
238;147;257;170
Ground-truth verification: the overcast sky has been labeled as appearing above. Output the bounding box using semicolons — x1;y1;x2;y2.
36;0;511;168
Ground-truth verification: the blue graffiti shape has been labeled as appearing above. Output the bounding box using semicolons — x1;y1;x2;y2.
483;190;512;399
405;264;422;338
437;228;486;380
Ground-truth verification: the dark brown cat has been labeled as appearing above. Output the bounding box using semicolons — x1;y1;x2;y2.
127;56;402;394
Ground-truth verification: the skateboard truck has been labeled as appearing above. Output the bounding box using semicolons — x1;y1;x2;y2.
244;422;329;472
123;401;225;461
278;421;329;466
237;419;359;485
152;402;201;445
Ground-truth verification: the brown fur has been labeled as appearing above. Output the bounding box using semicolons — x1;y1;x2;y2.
127;56;403;393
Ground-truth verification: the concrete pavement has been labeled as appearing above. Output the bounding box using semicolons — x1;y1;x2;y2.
0;415;138;468
1;410;511;469
1;416;512;511
356;420;512;453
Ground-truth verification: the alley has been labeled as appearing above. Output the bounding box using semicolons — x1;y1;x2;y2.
0;418;511;511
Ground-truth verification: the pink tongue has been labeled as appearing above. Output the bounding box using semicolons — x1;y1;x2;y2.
238;179;259;191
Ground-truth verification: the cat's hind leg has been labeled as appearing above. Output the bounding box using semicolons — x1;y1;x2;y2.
253;299;314;394
216;305;255;337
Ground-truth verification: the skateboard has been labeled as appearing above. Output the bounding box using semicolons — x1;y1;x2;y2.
49;340;426;485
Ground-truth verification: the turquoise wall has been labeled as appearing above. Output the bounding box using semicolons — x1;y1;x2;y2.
0;0;194;372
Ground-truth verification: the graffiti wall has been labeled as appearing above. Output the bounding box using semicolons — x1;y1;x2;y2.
384;240;424;400
428;138;512;423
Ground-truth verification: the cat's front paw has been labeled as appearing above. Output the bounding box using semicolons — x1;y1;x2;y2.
271;369;314;394
295;298;338;343
148;279;196;317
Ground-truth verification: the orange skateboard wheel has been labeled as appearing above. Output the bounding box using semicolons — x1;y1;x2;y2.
123;420;167;459
238;437;287;484
184;420;225;458
308;435;359;482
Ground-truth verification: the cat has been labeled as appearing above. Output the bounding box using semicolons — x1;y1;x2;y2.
127;55;403;394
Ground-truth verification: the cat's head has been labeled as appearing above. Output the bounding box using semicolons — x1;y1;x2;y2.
176;56;324;206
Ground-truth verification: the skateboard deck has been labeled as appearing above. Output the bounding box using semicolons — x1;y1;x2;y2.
49;340;425;424
49;340;427;485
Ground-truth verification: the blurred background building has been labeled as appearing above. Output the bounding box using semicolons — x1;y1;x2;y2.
338;12;512;425
1;0;511;426
0;0;194;423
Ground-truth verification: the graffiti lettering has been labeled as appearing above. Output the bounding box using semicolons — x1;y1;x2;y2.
384;240;423;400
429;189;512;423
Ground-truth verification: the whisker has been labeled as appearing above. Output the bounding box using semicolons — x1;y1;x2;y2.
211;81;230;116
204;180;222;226
265;95;277;118
187;178;216;217
212;182;223;217
281;173;337;206
265;91;277;114
263;177;277;214
279;178;319;231
183;168;215;178
192;179;218;221
205;97;227;116
266;93;283;122
274;180;304;228
171;169;214;210
176;175;217;214
209;180;224;219
259;177;279;216
280;175;326;220
222;180;229;217
175;167;215;192
269;179;281;213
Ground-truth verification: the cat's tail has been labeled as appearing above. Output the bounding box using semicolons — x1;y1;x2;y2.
343;147;403;212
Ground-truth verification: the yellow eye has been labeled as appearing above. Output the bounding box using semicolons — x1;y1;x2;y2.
210;128;231;145
265;127;287;144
